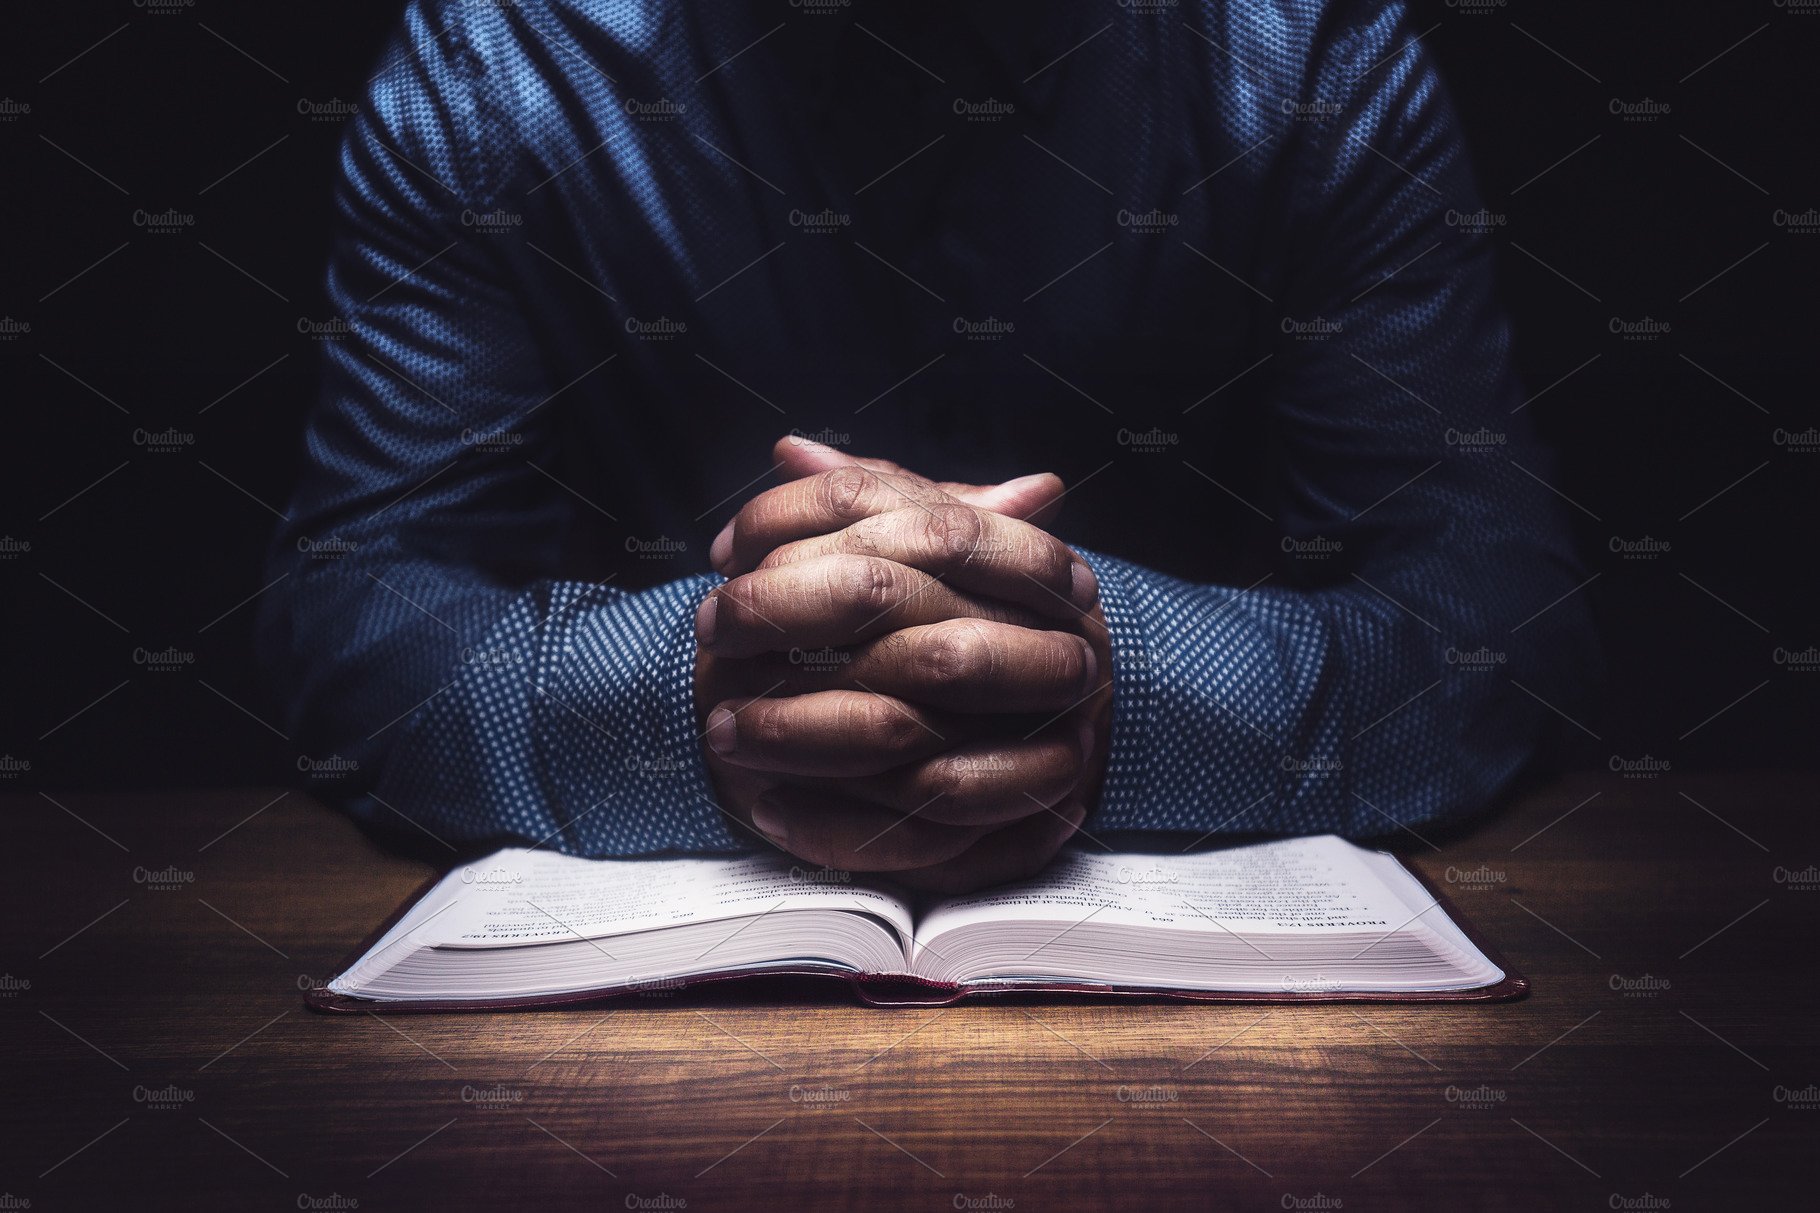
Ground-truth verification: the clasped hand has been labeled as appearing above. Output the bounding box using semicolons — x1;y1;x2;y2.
694;438;1112;894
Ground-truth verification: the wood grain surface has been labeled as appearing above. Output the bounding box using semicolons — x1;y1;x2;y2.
3;772;1812;1209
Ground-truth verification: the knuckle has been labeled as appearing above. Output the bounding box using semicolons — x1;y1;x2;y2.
816;466;876;520
857;697;922;752
723;572;783;633
834;556;896;614
917;622;993;685
923;502;984;561
928;751;991;807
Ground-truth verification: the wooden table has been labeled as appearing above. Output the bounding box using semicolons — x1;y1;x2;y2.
4;773;1812;1208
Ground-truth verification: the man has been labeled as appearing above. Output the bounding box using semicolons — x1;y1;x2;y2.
262;1;1596;892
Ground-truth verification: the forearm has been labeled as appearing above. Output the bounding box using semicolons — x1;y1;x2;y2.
267;553;739;855
1079;547;1591;838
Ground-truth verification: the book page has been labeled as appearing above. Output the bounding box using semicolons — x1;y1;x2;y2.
418;849;914;950
916;835;1416;945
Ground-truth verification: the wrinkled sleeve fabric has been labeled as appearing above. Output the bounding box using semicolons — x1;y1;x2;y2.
260;5;739;855
1080;1;1598;838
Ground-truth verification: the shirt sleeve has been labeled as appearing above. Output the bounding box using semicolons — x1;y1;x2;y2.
1078;0;1599;839
259;3;739;855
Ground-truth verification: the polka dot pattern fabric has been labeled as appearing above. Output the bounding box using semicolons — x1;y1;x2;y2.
261;0;1596;855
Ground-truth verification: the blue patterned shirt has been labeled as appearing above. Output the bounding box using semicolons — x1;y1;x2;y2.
262;0;1597;855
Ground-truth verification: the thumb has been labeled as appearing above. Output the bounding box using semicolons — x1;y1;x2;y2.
771;435;906;481
769;435;1065;524
943;473;1066;527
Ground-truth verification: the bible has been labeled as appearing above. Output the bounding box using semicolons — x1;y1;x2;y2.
308;834;1522;1010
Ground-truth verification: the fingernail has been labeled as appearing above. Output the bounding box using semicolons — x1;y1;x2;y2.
750;797;788;847
1075;719;1096;761
1000;472;1053;494
1078;642;1099;697
695;595;718;647
1069;561;1098;610
710;522;735;572
705;707;737;756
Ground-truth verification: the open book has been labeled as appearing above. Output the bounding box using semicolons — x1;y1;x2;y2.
309;835;1522;1010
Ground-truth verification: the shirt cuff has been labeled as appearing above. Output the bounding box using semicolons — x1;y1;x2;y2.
1075;549;1155;831
543;574;743;854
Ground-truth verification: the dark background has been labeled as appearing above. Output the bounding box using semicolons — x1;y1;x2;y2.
5;1;1815;791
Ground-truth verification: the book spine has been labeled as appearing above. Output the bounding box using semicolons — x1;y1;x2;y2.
850;973;967;1007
